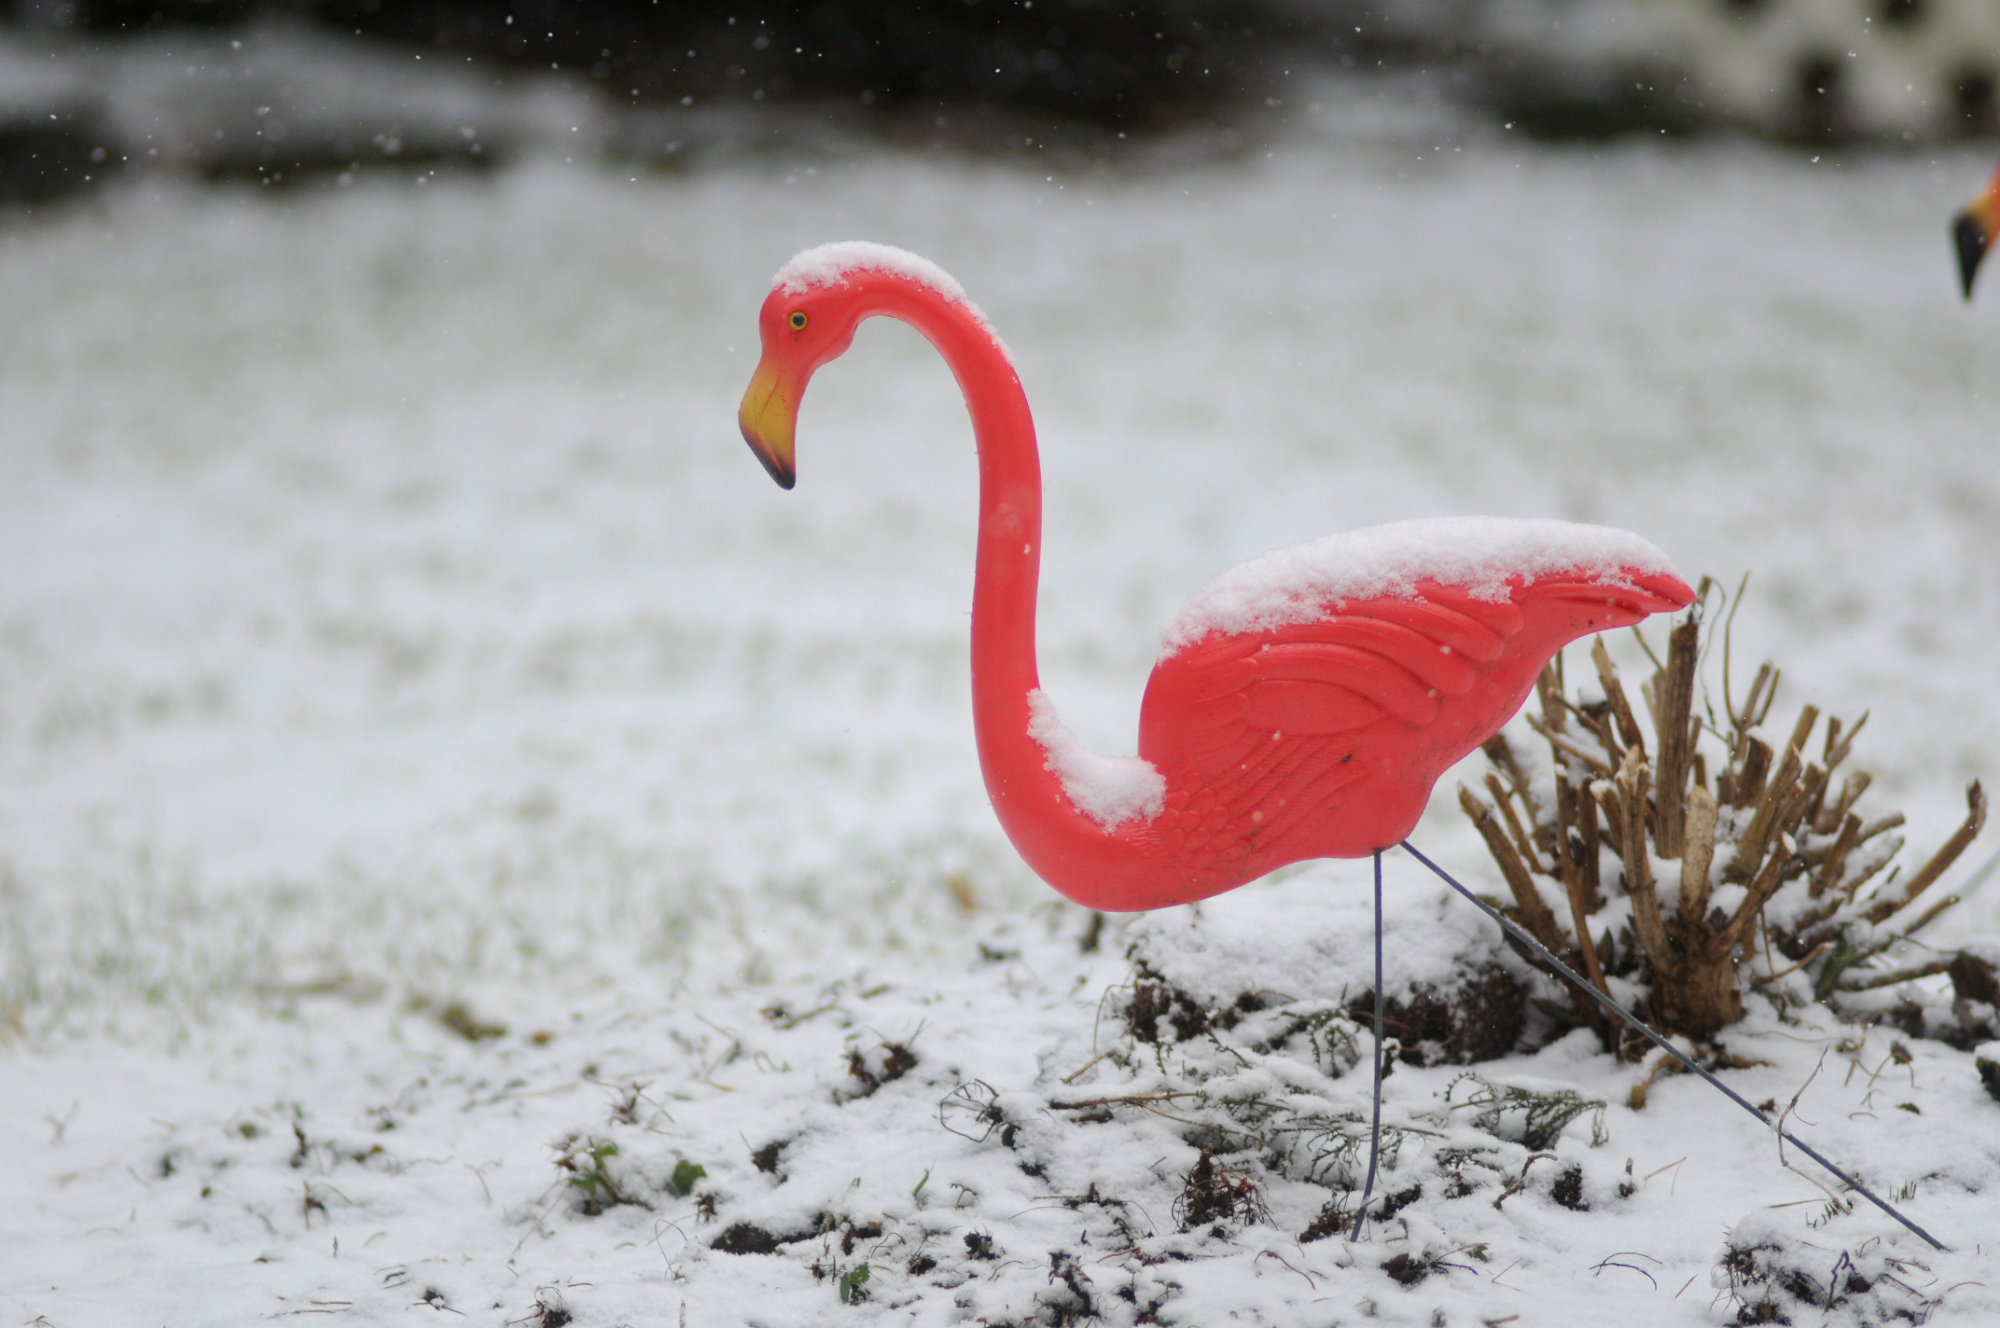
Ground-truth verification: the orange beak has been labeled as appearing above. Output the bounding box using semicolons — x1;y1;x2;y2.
1954;166;2000;301
738;353;802;489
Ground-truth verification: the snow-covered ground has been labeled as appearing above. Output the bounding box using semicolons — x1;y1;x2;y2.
3;85;1999;1325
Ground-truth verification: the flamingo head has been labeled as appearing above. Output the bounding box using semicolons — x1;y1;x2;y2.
738;282;867;489
1953;162;2000;300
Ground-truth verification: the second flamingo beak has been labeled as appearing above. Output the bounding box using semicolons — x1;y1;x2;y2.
739;354;802;489
1954;173;2000;301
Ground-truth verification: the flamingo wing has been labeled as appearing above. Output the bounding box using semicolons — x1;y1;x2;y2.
1135;570;1688;895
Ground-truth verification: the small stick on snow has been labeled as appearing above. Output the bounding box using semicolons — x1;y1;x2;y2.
1061;1051;1113;1085
1773;1050;1853;1215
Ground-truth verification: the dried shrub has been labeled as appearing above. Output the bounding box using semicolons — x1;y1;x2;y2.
1462;596;1988;1050
1298;1196;1353;1242
1044;1251;1095;1325
1445;1073;1607;1151
1250;1001;1363;1079
1267;1110;1416;1189
1717;1225;1941;1326
1130;961;1520;1072
939;1079;1007;1141
1172;1147;1269;1231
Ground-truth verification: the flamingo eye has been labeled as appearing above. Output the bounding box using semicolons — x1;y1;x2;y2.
788;311;808;330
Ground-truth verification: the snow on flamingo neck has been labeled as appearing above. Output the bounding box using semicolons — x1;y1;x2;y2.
1026;690;1167;830
1161;517;1681;657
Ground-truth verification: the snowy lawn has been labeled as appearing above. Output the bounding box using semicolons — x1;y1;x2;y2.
3;88;1999;1325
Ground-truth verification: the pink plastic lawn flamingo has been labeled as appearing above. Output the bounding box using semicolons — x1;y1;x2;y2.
739;243;1690;909
736;243;1944;1251
1954;159;2000;298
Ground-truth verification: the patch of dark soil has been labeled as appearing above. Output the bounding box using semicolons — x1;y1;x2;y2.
1214;989;1283;1030
1345;964;1527;1066
1950;951;2000;1007
845;1041;918;1097
1977;1056;2000;1104
1373;1183;1423;1221
1128;965;1209;1045
1551;1165;1588;1211
712;1222;782;1255
1382;1252;1431;1286
1079;911;1105;953
1299;1199;1350;1243
751;1139;786;1174
1949;951;2000;1045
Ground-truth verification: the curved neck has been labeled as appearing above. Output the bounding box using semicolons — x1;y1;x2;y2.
852;283;1045;801
840;272;1166;907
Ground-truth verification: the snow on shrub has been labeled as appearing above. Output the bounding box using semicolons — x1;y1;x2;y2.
1460;588;1988;1055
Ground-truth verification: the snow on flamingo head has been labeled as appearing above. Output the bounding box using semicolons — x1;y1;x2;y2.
773;241;971;303
743;243;1011;489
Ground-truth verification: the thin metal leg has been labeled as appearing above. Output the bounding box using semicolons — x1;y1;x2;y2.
1349;848;1385;1242
1397;838;1947;1253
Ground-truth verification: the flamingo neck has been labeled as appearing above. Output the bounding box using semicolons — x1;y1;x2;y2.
849;281;1044;779
844;275;1153;873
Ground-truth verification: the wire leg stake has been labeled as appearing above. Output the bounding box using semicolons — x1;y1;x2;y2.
1349;849;1386;1243
1398;839;1947;1253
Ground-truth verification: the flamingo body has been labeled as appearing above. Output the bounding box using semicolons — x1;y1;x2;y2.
1123;568;1683;906
739;243;1692;912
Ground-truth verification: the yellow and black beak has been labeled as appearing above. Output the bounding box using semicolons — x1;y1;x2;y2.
1954;171;2000;301
738;353;802;489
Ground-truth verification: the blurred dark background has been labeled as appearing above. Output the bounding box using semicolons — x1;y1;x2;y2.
39;0;1311;125
4;0;1999;208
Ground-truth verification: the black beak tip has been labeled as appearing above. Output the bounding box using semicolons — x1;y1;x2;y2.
1953;210;1988;301
740;424;796;490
